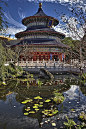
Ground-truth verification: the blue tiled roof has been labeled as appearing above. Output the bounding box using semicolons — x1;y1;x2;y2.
33;7;47;16
12;38;70;48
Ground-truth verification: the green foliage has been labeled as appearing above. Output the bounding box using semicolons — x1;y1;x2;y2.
0;39;21;82
0;0;9;34
75;123;85;129
16;66;23;72
64;116;76;129
81;73;86;80
62;37;86;60
62;37;74;49
53;89;65;103
38;79;42;87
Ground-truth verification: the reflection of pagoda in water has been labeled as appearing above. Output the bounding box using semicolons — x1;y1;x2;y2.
13;3;69;61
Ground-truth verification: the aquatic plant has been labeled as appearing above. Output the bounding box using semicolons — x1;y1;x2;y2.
38;79;42;87
63;116;76;129
45;99;51;102
78;111;86;122
42;108;58;117
38;104;43;107
24;112;29;115
21;99;33;104
52;123;56;126
34;96;42;100
31;74;33;78
53;89;65;103
29;111;35;114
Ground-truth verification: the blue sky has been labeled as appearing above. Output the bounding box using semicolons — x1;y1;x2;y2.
1;0;86;39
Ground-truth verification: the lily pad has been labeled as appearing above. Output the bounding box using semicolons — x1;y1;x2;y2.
35;109;39;111
48;114;53;116
52;111;58;114
38;105;43;107
40;102;43;104
42;111;45;113
34;96;42;99
34;104;39;106
33;106;38;109
24;112;29;115
25;108;30;111
29;111;35;114
45;99;51;102
52;123;56;126
28;99;33;102
21;100;29;104
45;109;48;112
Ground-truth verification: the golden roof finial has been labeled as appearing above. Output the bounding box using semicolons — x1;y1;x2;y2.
39;3;42;8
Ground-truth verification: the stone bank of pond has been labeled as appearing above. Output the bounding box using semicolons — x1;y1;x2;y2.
0;74;86;129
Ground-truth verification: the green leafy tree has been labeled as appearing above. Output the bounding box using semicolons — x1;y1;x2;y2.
0;39;21;82
0;0;9;34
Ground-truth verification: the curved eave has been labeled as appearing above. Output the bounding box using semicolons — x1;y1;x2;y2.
22;16;59;26
12;44;70;48
15;30;65;39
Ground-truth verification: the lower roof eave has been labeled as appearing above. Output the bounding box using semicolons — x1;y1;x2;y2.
13;44;70;48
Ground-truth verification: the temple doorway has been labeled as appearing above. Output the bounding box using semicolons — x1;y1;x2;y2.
54;55;58;61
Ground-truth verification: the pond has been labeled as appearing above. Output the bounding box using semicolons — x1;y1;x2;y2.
0;74;86;129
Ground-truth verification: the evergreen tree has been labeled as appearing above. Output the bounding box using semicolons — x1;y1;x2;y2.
0;0;8;34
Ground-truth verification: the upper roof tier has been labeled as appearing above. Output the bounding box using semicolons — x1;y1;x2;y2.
34;3;47;16
22;3;59;26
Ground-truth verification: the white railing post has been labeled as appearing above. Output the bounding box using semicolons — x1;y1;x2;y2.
43;59;44;64
49;59;50;63
37;59;39;64
54;59;55;63
32;59;33;63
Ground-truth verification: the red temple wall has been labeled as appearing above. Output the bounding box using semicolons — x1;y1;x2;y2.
19;52;65;61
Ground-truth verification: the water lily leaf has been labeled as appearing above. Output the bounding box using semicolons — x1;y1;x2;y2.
34;104;39;106
21;100;29;104
45;109;48;112
42;111;45;113
38;105;43;107
24;112;29;115
71;109;74;111
35;108;39;111
52;111;57;114
33;106;38;108
34;96;42;99
52;123;56;126
25;108;30;111
40;102;43;104
48;114;53;116
44;113;48;115
29;111;35;114
28;99;33;102
45;99;51;102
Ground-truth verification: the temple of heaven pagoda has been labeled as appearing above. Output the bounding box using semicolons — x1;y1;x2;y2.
13;3;70;61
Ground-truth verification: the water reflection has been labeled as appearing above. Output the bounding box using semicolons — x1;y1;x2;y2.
0;74;86;129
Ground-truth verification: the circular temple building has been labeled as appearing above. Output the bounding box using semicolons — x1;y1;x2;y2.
13;3;69;61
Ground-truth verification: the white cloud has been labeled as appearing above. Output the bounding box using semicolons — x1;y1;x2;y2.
4;12;25;28
27;0;85;4
3;12;26;38
0;27;25;38
7;27;25;35
18;7;26;19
